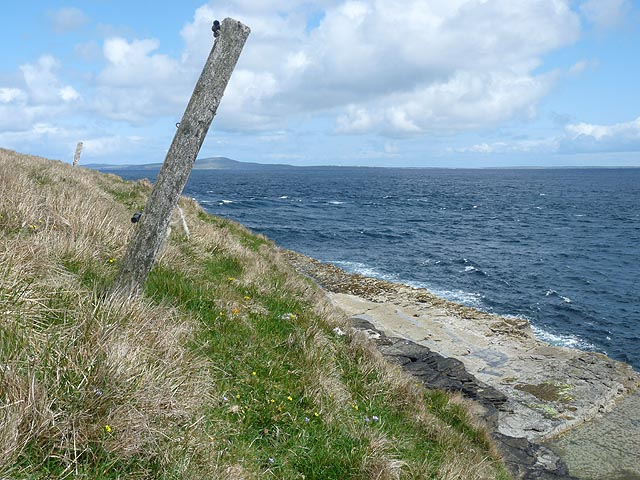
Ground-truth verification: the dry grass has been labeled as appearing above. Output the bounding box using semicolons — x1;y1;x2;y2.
0;148;509;479
0;149;210;477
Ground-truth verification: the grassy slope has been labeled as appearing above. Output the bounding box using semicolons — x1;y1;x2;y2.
0;148;510;479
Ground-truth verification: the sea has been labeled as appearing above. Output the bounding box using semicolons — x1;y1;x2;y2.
110;165;640;371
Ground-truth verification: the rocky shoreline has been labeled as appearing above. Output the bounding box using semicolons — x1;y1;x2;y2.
283;250;640;480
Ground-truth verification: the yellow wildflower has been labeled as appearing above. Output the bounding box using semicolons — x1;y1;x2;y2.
104;425;112;433
287;396;293;401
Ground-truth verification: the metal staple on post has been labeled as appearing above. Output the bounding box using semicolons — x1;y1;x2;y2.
112;18;250;296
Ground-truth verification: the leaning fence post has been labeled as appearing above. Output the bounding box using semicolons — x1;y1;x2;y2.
73;142;83;166
112;18;250;296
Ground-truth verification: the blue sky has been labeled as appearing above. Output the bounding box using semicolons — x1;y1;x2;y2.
1;1;639;167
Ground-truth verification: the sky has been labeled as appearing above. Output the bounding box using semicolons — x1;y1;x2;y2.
1;1;640;168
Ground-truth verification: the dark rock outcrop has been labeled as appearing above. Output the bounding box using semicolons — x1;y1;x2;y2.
350;316;577;480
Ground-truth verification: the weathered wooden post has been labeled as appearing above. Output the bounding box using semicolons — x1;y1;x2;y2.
72;142;83;166
112;18;250;295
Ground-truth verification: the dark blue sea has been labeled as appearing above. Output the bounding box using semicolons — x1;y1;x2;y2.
111;166;640;370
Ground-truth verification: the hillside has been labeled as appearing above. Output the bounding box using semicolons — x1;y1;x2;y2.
0;148;509;479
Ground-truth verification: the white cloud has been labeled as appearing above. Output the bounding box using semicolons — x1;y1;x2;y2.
387;107;422;134
59;85;80;102
83;135;146;157
94;37;190;123
19;55;81;104
49;7;89;34
566;117;640;140
216;70;280;130
174;0;580;135
337;70;555;135
0;88;26;103
284;51;310;73
336;105;377;133
455;138;559;154
561;117;640;152
580;0;632;30
455;116;640;155
69;0;583;136
100;38;179;85
0;56;81;132
0;122;64;146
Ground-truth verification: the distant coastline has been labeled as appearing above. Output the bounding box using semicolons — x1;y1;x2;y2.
88;156;640;172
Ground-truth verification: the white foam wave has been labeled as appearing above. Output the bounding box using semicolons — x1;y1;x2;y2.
221;199;233;204
432;289;485;308
328;201;344;205
332;260;484;313
405;282;485;309
464;266;476;272
545;289;571;302
331;260;396;282
279;196;289;199
530;325;597;351
421;258;441;266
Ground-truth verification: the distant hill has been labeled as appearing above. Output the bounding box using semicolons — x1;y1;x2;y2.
88;156;291;171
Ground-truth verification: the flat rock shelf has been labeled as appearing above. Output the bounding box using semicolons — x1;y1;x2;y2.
283;250;640;480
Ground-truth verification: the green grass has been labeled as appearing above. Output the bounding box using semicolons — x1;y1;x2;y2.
143;241;509;479
102;176;150;211
196;211;270;252
146;270;370;478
